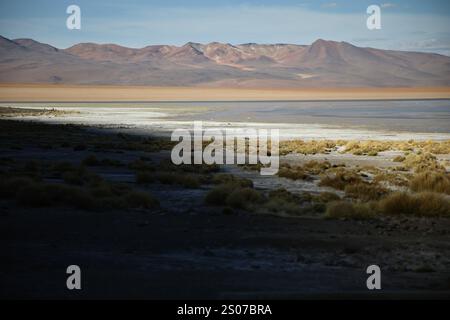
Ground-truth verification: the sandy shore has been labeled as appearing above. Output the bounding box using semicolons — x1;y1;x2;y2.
2;104;450;141
1;84;450;102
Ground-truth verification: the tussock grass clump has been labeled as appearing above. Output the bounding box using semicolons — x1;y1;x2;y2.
373;172;410;187
345;182;388;201
155;172;201;188
302;160;332;174
343;140;390;155
62;167;103;186
409;171;450;194
259;188;313;216
205;184;235;206
393;155;406;162
226;188;262;209
123;191;159;209
280;140;337;155
83;155;123;167
128;159;155;171
325;201;376;220
379;192;450;217
268;188;303;203
403;153;444;173
314;191;341;203
205;183;262;209
260;198;304;216
319;168;362;190
278;166;309;180
212;173;253;188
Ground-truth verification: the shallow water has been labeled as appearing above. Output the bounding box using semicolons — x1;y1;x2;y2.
2;99;450;140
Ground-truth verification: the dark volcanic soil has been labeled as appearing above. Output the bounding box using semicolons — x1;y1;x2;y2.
1;119;450;299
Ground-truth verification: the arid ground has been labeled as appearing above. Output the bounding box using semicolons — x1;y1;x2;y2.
1;106;449;299
1;84;450;102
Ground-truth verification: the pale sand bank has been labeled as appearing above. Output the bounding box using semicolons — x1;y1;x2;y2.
1;84;450;102
3;105;450;141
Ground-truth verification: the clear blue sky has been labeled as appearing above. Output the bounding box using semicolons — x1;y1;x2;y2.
1;0;449;55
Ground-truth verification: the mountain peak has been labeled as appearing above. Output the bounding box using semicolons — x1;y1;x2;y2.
14;38;58;52
1;35;449;87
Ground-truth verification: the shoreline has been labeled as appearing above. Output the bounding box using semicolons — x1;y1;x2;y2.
2;105;449;141
1;84;450;102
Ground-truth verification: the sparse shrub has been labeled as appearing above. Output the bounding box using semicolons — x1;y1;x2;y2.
315;191;340;203
325;201;376;219
205;184;235;206
325;201;355;219
373;172;410;187
303;160;332;174
393;155;406;162
226;187;261;209
409;171;450;194
178;175;201;188
278;166;309;180
378;192;450;217
212;173;253;188
123;191;159;209
269;188;302;203
403;153;444;173
345;182;388;201
319;169;362;190
280;139;337;155
414;192;450;217
155;172;201;188
128;159;155;171
260;198;304;216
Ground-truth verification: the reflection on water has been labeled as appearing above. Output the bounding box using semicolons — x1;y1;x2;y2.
2;100;450;139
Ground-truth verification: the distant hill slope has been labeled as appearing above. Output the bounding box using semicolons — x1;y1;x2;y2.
1;35;449;87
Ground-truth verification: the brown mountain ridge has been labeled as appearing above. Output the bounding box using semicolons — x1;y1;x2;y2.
1;35;449;87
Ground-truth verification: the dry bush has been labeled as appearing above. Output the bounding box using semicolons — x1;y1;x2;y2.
325;201;376;219
226;187;262;209
378;192;450;217
319;168;362;190
345;182;388;201
212;173;253;188
280;140;337;155
260;198;304;216
343;140;391;155
403;153;444;173
314;192;341;203
373;172;410;187
205;184;235;206
123;191;159;209
155;172;201;188
303;160;332;174
278;166;309;180
409;171;450;194
393;155;406;162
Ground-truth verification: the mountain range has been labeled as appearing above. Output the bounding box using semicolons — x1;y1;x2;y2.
1;35;449;87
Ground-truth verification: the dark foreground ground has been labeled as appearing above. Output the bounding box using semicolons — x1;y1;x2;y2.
1;119;449;299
